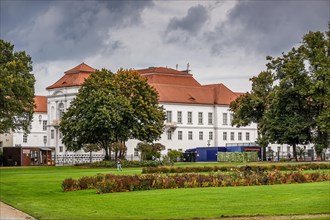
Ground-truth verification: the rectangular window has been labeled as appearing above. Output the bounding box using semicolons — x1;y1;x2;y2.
188;112;192;124
199;131;203;140
223;132;227;141
208;112;213;124
134;148;139;156
42;120;47;131
230;132;234;141
167;130;172;140
188;131;193;140
166;111;172;123
246;132;250;141
223;113;228;125
198;112;203;124
178;131;182;140
43;136;47;145
59;132;62;139
238;132;242;141
177;111;182;124
230;113;233;125
59;146;63;152
209;131;213;140
51;130;54;139
23;134;28;143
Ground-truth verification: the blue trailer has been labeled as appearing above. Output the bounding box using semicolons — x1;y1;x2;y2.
184;146;261;162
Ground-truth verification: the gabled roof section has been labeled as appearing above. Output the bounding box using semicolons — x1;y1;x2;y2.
34;96;47;112
46;63;95;90
203;83;241;105
64;62;95;74
137;67;191;76
137;67;201;87
151;83;214;104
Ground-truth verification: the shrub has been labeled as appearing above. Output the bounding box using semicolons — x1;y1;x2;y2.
62;178;80;192
63;169;330;194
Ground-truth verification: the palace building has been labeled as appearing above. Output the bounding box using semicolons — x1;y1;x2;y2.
45;63;258;163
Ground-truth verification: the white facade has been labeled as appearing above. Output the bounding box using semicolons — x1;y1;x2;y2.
0;112;48;149
46;87;105;164
126;103;257;158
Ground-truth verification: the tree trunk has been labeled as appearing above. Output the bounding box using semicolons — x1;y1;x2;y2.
292;144;297;161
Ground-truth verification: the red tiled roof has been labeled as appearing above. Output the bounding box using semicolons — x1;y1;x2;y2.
34;96;47;112
137;67;191;76
203;83;241;105
46;63;95;89
46;63;241;105
143;74;201;87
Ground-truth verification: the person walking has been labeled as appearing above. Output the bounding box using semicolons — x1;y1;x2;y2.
116;158;122;171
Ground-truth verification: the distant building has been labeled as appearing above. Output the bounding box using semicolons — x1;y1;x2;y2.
1;96;54;166
45;63;258;163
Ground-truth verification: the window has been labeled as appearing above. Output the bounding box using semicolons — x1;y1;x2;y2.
187;112;192;124
23;134;28;143
223;113;228;125
177;111;182;124
51;130;55;139
43;136;47;145
199;131;203;140
134;148;139;156
42;120;47;131
59;132;62;139
223;132;227;141
178;131;183;140
58;102;65;119
246;132;250;141
198;112;203;124
230;132;234;141
166;111;172;123
188;131;193;140
287;146;291;152
238;132;242;141
230;113;233;125
209;131;213;140
59;146;63;152
167;130;172;140
208;112;213;124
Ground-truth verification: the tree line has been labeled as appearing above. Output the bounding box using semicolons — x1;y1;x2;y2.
230;26;329;161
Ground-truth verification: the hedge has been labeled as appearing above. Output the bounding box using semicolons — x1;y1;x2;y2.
62;169;330;194
141;163;330;174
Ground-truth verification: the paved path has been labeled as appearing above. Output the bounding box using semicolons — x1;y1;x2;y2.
0;202;35;220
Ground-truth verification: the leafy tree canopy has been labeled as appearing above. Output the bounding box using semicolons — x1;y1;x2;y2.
0;40;35;134
60;68;165;160
230;25;329;160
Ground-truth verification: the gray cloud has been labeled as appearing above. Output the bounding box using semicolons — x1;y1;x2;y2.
164;4;209;43
166;4;209;34
208;0;329;56
1;0;154;62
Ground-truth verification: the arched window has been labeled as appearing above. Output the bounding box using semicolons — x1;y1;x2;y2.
58;102;65;119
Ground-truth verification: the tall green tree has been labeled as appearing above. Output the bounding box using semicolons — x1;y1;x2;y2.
301;29;330;159
60;68;165;160
231;26;329;160
230;71;274;160
0;40;35;134
265;48;313;161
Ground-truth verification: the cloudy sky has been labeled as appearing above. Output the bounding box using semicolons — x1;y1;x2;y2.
1;0;329;95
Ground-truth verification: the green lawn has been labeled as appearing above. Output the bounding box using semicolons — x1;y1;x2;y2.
0;164;329;219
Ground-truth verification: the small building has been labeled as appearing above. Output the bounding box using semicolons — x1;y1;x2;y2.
184;146;261;162
2;146;54;166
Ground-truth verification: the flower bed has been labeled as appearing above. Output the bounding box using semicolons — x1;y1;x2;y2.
62;169;330;194
142;163;330;174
